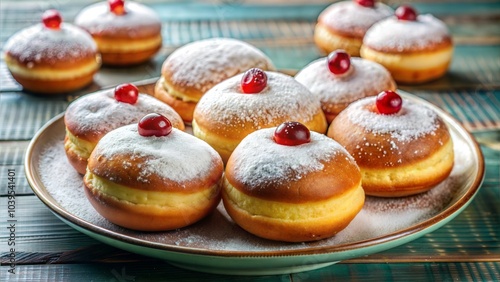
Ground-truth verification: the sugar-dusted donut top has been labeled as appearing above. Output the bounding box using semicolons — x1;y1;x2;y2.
194;71;321;129
229;127;356;188
65;89;183;141
75;1;161;38
295;57;395;106
318;1;393;38
347;96;440;142
163;38;275;94
92;125;220;183
363;15;451;52
3;23;97;65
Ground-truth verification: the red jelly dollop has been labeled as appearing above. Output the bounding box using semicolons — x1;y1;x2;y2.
241;68;267;94
355;0;375;8
273;121;311;146
395;5;418;21
42;10;62;30
114;83;139;104
375;90;403;115
327;50;351;75
109;0;127;15
138;113;172;137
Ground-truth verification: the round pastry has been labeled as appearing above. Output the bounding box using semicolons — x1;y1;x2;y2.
84;114;223;231
327;90;454;197
192;69;328;163
75;0;162;66
360;5;453;84
154;38;276;123
3;10;100;94
314;0;393;56
222;122;364;242
64;83;184;174
295;50;396;123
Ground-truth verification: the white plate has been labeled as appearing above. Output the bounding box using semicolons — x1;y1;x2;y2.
25;90;485;275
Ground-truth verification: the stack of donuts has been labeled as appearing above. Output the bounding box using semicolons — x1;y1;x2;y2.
4;0;456;242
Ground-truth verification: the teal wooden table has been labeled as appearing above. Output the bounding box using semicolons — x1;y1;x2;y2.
1;1;499;281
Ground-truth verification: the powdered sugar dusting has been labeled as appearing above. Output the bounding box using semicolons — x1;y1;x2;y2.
164;38;275;93
38;123;474;252
295;57;395;105
4;23;96;64
319;1;393;38
347;97;439;142
229;128;354;188
363;15;450;52
195;71;322;128
75;2;161;37
92;125;218;183
65;89;182;138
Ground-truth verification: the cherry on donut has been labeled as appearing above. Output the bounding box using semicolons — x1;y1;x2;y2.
42;10;62;30
375;90;403;115
273;122;311;146
138;113;172;137
395;5;418;21
114;83;139;104
327;50;351;75
109;0;127;15
355;0;375;8
241;68;267;94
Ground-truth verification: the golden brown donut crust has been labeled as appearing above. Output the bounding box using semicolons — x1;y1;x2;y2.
327;102;455;196
222;186;364;242
64;135;89;174
93;35;162;66
8;70;96;94
83;125;224;231
5;54;99;94
225;149;361;203
329;107;452;168
84;181;221;231
154;79;196;123
314;23;362;57
88;151;223;193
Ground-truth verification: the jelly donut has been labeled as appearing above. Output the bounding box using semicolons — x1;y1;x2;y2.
327;91;454;197
154;38;275;123
192;69;328;163
295;50;396;123
64;83;184;174
222;122;364;242
75;0;162;66
314;0;393;56
3;10;100;94
84;114;223;231
360;5;453;84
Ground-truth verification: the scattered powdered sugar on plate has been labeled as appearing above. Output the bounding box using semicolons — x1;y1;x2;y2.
37;124;474;252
